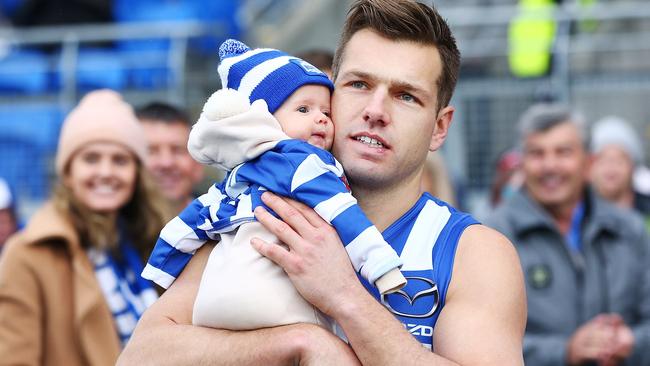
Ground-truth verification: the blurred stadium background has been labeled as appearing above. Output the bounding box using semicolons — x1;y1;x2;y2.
1;0;649;220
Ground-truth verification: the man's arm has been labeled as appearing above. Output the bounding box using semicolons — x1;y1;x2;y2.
432;225;526;364
119;243;359;366
252;192;527;365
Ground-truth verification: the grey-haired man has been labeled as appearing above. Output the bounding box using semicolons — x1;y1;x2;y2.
486;103;650;366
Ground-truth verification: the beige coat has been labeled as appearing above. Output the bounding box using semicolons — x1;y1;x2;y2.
0;202;121;366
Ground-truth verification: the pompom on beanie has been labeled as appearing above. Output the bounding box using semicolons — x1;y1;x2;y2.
55;89;148;175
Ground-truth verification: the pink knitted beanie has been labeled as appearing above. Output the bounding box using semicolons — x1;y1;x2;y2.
55;89;148;175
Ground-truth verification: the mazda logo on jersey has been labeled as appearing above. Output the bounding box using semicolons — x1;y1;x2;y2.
380;276;439;318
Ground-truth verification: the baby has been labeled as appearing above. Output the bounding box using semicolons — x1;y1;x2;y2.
143;39;406;331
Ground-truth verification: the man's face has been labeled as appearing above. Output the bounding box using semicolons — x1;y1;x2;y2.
522;122;589;210
331;29;452;190
141;120;204;205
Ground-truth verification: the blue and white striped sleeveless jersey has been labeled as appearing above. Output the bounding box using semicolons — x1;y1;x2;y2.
356;193;479;350
143;139;402;289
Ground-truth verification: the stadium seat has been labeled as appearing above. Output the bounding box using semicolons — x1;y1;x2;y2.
0;0;24;17
118;48;172;90
190;0;243;54
56;48;128;91
0;103;64;200
112;0;241;87
113;0;196;89
114;0;197;51
0;138;47;201
0;49;51;94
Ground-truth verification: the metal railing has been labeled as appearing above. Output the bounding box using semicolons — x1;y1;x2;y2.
437;1;650;212
0;20;225;107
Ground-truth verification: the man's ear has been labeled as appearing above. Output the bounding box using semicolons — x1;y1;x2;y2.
429;105;454;152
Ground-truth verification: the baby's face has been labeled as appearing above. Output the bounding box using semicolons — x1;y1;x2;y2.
273;84;334;150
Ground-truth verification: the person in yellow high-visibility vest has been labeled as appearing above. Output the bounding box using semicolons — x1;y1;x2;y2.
508;0;557;78
509;0;598;78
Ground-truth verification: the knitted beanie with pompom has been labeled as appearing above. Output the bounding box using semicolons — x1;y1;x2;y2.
55;89;147;175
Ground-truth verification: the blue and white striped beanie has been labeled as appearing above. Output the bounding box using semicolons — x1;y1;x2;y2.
217;39;334;114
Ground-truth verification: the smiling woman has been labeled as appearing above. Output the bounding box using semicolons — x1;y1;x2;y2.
65;142;138;215
0;90;170;366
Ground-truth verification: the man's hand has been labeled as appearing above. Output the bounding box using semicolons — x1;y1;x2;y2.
292;324;361;366
611;319;635;359
567;314;628;365
251;192;364;316
598;314;635;366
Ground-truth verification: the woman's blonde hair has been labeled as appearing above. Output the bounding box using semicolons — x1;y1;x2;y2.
421;152;457;206
52;163;172;260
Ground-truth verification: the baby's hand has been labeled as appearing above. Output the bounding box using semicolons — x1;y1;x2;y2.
203;88;251;121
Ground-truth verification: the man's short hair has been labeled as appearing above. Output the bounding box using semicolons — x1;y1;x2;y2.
517;103;589;149
135;102;191;127
332;0;460;110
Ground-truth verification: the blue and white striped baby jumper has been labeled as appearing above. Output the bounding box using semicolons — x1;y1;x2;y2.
143;139;402;290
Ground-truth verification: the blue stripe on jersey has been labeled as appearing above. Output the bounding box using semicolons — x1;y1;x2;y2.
235;153;292;194
227;50;285;90
146;239;194;278
432;211;479;312
287;171;348;205
250;184;264;211
330;205;374;246
214;202;239;227
178;199;210;241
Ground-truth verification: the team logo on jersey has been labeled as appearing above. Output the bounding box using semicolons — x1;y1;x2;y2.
381;276;439;318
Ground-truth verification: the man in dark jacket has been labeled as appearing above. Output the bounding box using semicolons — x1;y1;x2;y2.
486;103;650;366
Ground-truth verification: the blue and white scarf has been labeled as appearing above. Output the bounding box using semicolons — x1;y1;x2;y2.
88;236;158;346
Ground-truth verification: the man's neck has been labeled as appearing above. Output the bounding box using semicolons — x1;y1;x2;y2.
352;178;423;232
544;197;582;235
